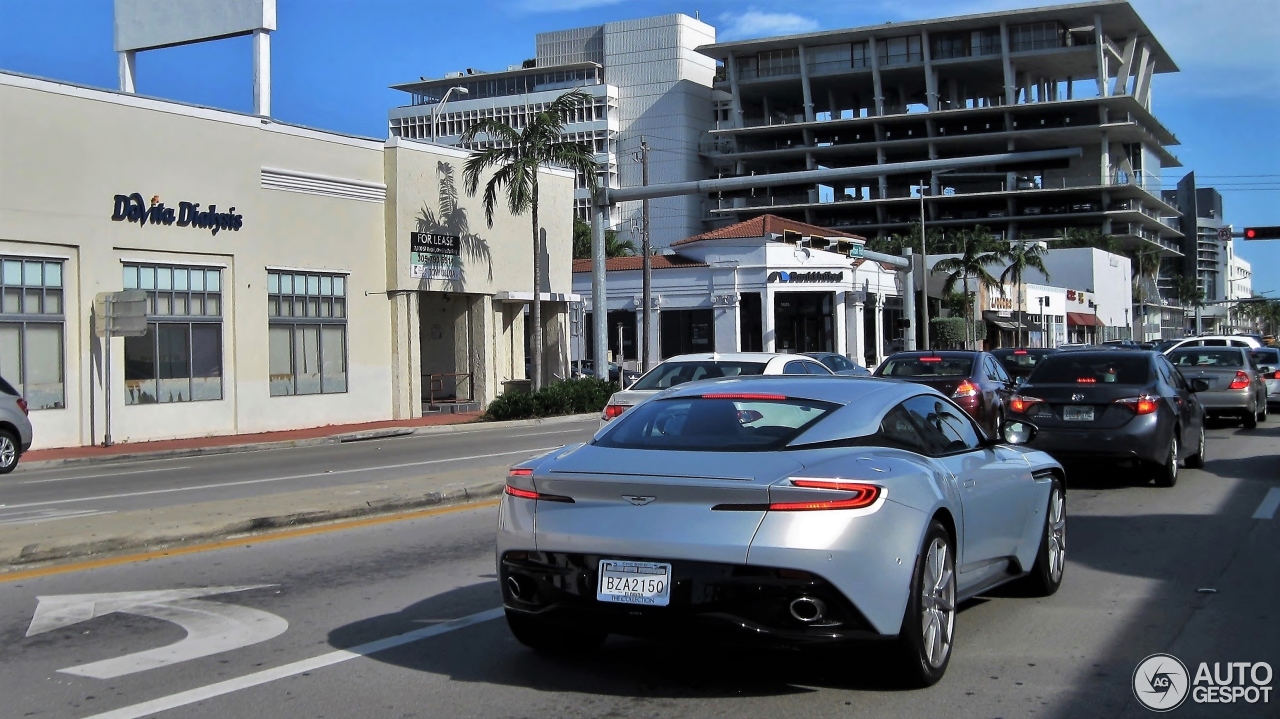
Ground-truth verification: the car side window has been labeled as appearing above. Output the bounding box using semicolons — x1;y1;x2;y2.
875;404;931;454
900;394;982;455
783;360;809;374
1204;339;1226;347
990;357;1011;383
1161;357;1189;391
806;361;833;375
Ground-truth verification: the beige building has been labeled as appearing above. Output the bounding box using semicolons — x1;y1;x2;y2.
0;71;574;450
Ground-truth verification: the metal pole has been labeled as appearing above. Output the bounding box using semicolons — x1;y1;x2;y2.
919;179;930;350
103;295;113;447
640;137;652;373
591;197;609;375
902;248;917;351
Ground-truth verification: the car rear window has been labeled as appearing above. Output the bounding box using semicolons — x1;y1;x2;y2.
629;361;767;390
995;351;1051;371
879;356;973;378
1167;349;1245;368
595;395;837;452
1030;354;1151;384
1250;348;1280;365
0;376;16;396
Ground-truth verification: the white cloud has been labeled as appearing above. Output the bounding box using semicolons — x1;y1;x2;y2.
717;8;820;41
1128;0;1280;97
512;0;623;12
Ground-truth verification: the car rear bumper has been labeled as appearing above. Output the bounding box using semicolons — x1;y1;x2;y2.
499;552;885;646
1024;414;1166;464
1197;389;1254;413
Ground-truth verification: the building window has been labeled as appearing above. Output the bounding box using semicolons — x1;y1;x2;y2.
877;36;923;65
1010;22;1064;52
933;33;970;59
122;264;224;405
756;48;799;78
267;271;348;396
851;42;871;69
0;257;66;410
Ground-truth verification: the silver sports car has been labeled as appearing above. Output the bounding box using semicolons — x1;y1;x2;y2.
497;376;1066;687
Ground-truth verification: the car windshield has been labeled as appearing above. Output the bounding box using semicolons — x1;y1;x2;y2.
0;375;16;396
879;356;973;378
1029;354;1151;385
595;395;838;452
629;361;767;391
1167;349;1245;368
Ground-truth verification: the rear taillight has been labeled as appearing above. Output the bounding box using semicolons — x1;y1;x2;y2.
1115;395;1159;415
601;404;627;421
1228;371;1250;390
1010;395;1042;414
768;479;882;511
1264;371;1279;380
953;380;979;398
16;397;28;416
504;467;574;503
701;392;787;400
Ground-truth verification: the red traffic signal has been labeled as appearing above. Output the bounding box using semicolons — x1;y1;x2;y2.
1243;226;1280;240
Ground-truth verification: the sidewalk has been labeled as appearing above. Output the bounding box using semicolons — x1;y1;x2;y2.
19;411;486;469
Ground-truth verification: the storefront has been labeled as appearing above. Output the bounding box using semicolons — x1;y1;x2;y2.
571;215;901;369
0;71;573;449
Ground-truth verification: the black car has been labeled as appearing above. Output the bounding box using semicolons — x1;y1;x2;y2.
873;350;1017;437
991;348;1058;383
802;352;871;376
1008;350;1208;486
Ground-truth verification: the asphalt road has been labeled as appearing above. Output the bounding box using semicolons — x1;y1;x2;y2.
0;419;1277;719
0;419;600;524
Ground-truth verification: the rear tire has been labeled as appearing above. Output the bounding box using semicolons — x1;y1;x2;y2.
1185;423;1206;469
1152;433;1179;488
0;430;19;475
1018;479;1066;597
505;610;607;655
892;521;956;688
1243;403;1258;429
1258;399;1268;423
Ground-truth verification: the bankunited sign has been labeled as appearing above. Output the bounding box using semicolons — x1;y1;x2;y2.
768;270;844;284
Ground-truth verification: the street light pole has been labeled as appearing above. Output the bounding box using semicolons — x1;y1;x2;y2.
640;137;652;373
919;179;930;350
431;85;469;143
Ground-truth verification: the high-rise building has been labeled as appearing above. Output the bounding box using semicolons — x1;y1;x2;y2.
388;14;716;249
1164;173;1237;334
696;0;1186;340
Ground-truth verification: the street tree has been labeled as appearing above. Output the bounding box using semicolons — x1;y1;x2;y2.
933;227;1003;349
995;240;1051;347
572;218;635;260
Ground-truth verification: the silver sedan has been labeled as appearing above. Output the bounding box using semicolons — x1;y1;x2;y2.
497;376;1066;687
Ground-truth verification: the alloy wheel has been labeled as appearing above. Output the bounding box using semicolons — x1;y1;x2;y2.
0;435;15;470
1169;437;1178;481
1046;487;1066;583
920;537;956;669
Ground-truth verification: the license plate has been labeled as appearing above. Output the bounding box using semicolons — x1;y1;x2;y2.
597;559;672;607
1063;405;1095;421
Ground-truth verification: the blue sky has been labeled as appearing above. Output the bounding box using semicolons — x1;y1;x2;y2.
2;0;1277;295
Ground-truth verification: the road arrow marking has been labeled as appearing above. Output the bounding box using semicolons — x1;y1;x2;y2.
25;585;287;679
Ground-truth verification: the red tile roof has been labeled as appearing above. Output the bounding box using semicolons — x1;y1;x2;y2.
571;254;709;273
673;214;866;246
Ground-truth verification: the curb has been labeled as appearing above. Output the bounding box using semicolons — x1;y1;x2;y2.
17;413;598;472
4;480;506;570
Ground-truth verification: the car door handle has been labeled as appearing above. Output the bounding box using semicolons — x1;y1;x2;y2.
962;479;977;488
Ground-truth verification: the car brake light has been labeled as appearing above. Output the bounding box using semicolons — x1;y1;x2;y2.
504;467;574;503
953;379;979;398
701;392;787;400
601;404;627;421
1114;395;1159;415
1076;377;1097;384
1010;395;1042;414
919;357;943;363
1228;371;1250;390
768;479;882;511
508;467;534;476
16;397;28;416
1014;349;1028;355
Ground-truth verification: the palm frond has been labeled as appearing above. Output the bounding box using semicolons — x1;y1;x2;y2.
458;118;520;149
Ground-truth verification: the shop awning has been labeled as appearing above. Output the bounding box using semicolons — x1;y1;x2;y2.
1067;311;1105;327
983;311;1020;331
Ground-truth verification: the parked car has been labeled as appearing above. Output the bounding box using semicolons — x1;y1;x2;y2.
1250;347;1280;408
991;348;1058;383
1008;350;1207;486
872;350;1016;437
498;376;1066;686
803;352;871;376
0;374;33;475
1167;347;1268;427
600;352;832;423
1163;335;1261;353
572;360;640;386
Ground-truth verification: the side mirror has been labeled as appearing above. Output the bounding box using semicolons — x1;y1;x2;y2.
1001;419;1038;445
1014;376;1028;387
1191;379;1211;393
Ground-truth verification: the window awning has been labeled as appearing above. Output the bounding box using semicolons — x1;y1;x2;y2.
1067;311;1105;327
982;311;1019;331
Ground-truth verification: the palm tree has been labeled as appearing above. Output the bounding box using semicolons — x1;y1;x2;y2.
461;90;600;390
995;240;1050;347
1174;275;1205;333
933;228;1003;349
572;218;636;260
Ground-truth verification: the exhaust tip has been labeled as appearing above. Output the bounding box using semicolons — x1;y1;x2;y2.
789;596;826;623
507;576;526;600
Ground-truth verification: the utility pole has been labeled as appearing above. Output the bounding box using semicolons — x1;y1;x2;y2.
919;179;930;350
640;137;653;373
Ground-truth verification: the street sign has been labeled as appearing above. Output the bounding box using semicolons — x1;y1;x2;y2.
1218;227;1232;243
94;290;148;337
26;585;288;679
848;243;865;259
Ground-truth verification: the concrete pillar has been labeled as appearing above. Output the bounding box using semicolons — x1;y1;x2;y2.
469;294;494;405
873;294;886;366
999;22;1015;105
827;88;839;119
851;299;866;366
764;290;777;352
1100;129;1111;185
253;29;271;117
834;291;848;356
1094;14;1109;97
798;44;815;122
727;55;744;128
118;51;136;93
761;94;771;123
921;30;938;111
868;37;885;116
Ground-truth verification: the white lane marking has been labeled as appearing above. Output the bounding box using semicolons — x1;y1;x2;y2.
0;446;562;511
79;607;504;719
19;466;193;485
27;586;288;679
1252;487;1280;520
0;508;115;526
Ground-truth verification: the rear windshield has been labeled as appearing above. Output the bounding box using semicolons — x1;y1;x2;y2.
1250;348;1280;364
629;361;766;391
1030;354;1151;385
595;395;837;452
0;376;16;396
1167;349;1245;368
879;356;973;378
994;351;1052;371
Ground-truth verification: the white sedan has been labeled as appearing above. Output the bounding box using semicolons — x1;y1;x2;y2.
600;352;835;423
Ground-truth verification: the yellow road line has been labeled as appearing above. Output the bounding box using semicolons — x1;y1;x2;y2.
0;498;500;584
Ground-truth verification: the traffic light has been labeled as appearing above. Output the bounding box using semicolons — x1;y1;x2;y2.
1243;226;1280;240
